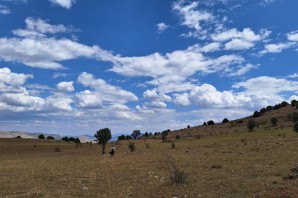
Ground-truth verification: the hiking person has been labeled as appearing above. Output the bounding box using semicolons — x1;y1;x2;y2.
110;145;115;157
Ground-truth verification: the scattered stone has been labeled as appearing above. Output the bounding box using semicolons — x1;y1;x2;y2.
211;165;222;169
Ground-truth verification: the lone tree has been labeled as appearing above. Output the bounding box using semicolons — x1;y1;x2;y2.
161;129;170;142
94;128;112;155
38;134;45;139
131;130;141;139
222;118;229;124
247;119;257;132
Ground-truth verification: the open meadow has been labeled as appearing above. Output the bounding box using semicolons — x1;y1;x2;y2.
1;128;298;197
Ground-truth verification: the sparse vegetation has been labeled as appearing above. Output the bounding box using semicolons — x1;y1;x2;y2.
222;118;229;123
145;141;150;149
161;129;170;142
207;120;215;125
171;142;175;149
54;147;61;152
271;117;278;126
294;122;298;132
247;119;256;131
128;141;136;152
292;112;298;122
46;136;55;140
165;155;187;184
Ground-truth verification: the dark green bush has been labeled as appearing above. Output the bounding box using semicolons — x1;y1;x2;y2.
247;119;256;131
271;117;278;126
293;122;298;133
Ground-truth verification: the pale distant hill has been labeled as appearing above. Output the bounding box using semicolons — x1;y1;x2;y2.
78;135;96;143
0;131;96;143
0;131;62;140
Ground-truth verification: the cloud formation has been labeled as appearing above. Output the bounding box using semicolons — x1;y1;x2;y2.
49;0;75;9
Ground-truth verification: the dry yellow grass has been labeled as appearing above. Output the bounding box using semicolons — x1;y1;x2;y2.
1;127;298;197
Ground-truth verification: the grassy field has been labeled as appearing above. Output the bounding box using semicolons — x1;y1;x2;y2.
1;128;298;198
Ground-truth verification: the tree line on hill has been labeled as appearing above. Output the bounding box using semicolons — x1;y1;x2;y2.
37;134;81;143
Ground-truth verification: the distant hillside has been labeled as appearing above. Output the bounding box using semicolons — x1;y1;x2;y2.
0;131;95;143
168;101;298;139
0;131;62;140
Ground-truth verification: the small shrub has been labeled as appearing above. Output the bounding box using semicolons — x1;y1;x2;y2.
296;103;298;109
237;120;243;124
271;117;278;126
128;141;136;152
47;136;55;140
175;135;180;140
145;142;150;149
54;147;61;152
171;142;176;149
287;113;293;121
33;144;37;148
38;134;45;139
165;156;187;184
292;112;298;122
240;138;247;144
247;119;256;131
293;122;298;133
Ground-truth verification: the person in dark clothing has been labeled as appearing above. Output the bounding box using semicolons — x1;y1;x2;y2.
110;146;115;157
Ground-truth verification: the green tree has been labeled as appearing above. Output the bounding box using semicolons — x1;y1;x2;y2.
161;129;170;142
118;135;126;141
131;130;141;139
253;111;261;118
38;134;45;139
74;137;81;144
61;136;69;142
94;128;112;155
46;136;55;140
207;120;215;125
271;117;278;126
222;118;229;124
247;119;256;132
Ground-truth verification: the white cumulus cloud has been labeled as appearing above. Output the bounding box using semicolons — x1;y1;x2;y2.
49;0;75;9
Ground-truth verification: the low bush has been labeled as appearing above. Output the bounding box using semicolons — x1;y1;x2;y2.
165;155;187;184
54;147;61;152
294;122;298;133
128;141;136;152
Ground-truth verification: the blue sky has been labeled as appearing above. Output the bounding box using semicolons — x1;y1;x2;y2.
0;0;298;138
